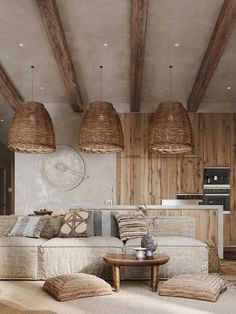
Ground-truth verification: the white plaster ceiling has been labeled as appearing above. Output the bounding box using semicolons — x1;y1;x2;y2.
0;0;236;143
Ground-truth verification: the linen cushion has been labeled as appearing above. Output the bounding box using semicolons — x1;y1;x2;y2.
159;274;227;301
41;215;64;239
115;213;148;241
59;210;91;238
92;210;119;237
43;273;112;301
0;216;18;236
8;216;48;238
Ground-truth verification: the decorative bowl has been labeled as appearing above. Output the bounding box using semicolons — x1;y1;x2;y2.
133;247;147;259
34;210;53;216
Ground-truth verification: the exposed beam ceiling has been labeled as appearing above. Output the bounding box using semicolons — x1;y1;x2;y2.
130;0;149;112
36;0;84;112
0;65;23;111
187;0;236;112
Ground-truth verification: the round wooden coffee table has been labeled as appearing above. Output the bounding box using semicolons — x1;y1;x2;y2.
103;253;170;292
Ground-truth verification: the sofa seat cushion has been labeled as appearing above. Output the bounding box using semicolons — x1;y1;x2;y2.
40;236;123;248
38;236;123;280
43;273;112;301
123;236;208;279
0;236;47;247
125;236;208;248
0;236;47;279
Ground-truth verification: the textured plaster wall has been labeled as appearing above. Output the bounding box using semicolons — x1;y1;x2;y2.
15;103;116;215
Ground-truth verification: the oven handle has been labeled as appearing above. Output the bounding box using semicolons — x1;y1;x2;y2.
204;194;230;196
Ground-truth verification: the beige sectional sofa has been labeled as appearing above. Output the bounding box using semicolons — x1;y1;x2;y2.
0;214;208;280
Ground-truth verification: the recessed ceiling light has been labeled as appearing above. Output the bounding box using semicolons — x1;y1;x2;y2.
40;86;45;90
18;43;24;47
103;43;108;47
0;119;4;122
226;86;231;90
174;43;180;47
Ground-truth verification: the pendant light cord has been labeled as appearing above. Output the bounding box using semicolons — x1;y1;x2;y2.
169;65;173;100
100;65;103;100
31;65;34;101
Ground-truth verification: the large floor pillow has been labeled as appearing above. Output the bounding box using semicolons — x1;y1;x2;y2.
43;273;112;301
159;274;227;302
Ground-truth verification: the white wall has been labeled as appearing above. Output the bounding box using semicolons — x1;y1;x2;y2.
15;103;116;215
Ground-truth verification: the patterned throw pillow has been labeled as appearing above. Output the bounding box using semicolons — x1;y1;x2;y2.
43;273;112;301
159;274;227;302
59;210;91;238
8;216;48;238
115;213;148;241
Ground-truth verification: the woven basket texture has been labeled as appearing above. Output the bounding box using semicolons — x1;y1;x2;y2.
8;101;56;153
149;101;194;154
78;101;124;153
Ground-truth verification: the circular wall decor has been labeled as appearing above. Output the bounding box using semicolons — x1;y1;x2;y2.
39;145;88;191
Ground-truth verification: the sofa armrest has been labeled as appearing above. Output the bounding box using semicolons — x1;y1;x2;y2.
146;216;195;238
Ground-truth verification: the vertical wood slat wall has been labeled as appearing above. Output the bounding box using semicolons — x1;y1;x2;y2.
116;113;236;245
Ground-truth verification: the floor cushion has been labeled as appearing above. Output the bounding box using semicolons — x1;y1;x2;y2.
159;274;227;301
43;273;112;301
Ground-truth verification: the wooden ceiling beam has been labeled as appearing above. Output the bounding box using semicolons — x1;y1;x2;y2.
36;0;84;112
130;0;149;112
0;65;23;111
187;0;236;112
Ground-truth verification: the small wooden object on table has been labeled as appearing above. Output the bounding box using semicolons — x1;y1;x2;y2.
103;253;170;292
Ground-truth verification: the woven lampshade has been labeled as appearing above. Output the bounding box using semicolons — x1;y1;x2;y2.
78;101;124;153
8;101;56;153
149;101;194;154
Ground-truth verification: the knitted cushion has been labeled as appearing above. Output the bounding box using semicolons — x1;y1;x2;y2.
159;274;227;302
43;273;112;301
115;214;148;241
59;210;91;238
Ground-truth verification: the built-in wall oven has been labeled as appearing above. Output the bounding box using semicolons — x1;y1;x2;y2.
203;167;230;213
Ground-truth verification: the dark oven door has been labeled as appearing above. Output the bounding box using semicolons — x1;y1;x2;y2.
203;194;230;212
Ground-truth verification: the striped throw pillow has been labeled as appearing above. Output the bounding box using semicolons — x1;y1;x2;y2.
159;274;227;302
8;216;48;238
43;273;112;301
115;214;148;241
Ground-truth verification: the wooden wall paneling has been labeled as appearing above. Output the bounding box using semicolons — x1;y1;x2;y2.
188;113;204;158
148;157;161;205
181;158;201;193
203;113;231;166
159;158;181;200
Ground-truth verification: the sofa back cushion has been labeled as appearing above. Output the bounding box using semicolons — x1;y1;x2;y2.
0;216;18;236
146;216;195;238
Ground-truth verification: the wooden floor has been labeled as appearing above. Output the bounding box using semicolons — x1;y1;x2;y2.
219;248;236;283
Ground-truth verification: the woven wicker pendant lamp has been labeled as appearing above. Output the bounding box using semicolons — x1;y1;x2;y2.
78;101;124;153
8;101;56;153
149;66;193;154
149;101;193;154
7;66;55;154
78;66;124;153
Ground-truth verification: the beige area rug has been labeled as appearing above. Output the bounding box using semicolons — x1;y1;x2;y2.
0;280;235;314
